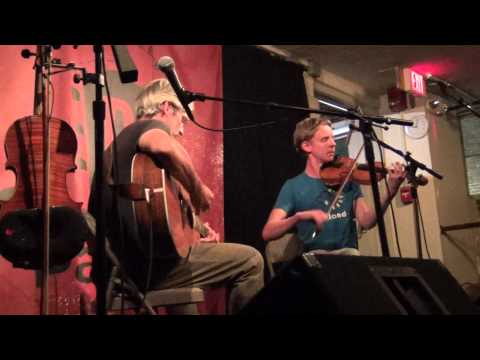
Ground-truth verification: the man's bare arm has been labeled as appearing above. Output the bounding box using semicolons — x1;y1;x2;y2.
138;129;212;211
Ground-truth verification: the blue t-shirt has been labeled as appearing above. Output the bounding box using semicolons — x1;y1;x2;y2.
274;173;363;251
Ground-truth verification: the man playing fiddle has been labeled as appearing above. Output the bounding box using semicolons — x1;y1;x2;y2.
262;117;406;255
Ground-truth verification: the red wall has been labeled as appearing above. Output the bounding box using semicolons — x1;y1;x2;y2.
0;45;224;314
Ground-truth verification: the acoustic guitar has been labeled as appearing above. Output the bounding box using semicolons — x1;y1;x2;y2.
119;152;209;259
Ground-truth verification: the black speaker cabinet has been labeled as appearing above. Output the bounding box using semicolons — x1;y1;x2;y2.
241;254;479;315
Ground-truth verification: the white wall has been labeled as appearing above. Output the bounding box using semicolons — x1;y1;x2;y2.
428;110;480;286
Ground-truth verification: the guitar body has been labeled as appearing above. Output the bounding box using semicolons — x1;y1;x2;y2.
130;153;199;258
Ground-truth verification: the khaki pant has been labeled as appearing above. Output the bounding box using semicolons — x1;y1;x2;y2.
83;212;264;314
152;242;264;314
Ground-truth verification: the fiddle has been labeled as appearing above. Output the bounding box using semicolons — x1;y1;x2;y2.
320;156;388;187
0;46;90;314
311;154;390;239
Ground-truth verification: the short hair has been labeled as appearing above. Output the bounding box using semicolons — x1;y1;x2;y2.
135;78;193;120
293;117;332;154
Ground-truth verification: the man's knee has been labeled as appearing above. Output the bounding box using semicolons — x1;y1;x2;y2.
226;243;264;274
243;246;264;275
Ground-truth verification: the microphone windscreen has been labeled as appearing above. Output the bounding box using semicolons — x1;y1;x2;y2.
157;56;174;70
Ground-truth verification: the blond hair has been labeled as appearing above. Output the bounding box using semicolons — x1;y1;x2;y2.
135;78;194;120
293;117;332;154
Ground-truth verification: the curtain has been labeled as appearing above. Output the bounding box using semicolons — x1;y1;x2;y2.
223;45;309;254
0;45;223;314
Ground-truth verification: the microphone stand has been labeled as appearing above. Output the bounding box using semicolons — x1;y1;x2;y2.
357;119;390;256
67;46;107;315
404;152;443;260
50;46;108;315
448;98;480;113
407;162;424;258
350;124;444;259
184;90;414;125
183;90;414;257
444;92;480;118
432;81;480;118
91;45;107;316
340;113;404;257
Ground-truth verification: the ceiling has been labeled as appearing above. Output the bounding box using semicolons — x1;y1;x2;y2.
270;45;480;114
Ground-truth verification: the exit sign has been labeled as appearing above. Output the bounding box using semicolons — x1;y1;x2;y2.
397;68;426;97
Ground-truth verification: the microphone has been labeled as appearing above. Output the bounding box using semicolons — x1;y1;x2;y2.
425;73;453;88
156;56;194;121
407;173;429;186
405;165;429;186
415;174;429;186
367;115;414;126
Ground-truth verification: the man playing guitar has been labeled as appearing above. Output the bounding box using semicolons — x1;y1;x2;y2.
88;79;264;314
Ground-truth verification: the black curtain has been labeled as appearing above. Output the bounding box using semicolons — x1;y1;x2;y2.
223;46;309;253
